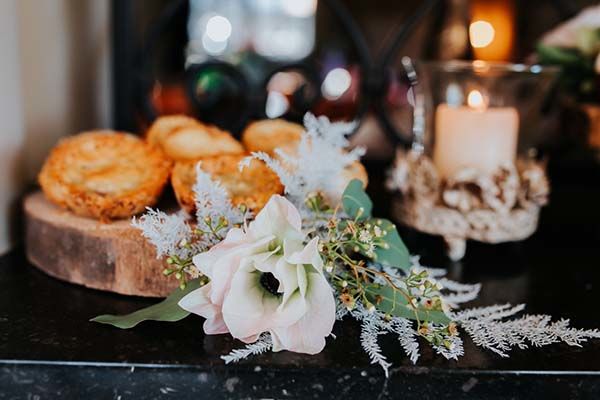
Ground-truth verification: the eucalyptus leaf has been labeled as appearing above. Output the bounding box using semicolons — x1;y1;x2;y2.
91;279;202;329
365;285;450;325
342;179;372;221
371;219;410;271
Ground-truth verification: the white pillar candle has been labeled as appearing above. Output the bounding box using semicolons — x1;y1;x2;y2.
433;91;519;179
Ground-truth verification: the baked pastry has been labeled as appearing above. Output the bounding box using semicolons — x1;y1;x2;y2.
171;154;283;214
146;114;199;146
39;131;172;220
162;125;244;161
242;119;304;155
343;160;369;189
146;115;244;162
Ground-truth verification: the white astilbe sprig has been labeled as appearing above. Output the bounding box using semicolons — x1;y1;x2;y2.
352;305;393;377
441;291;481;309
432;333;464;360
453;305;600;357
390;317;421;364
345;299;463;374
240;151;298;197
361;317;393;377
303;112;357;148
131;208;193;259
335;257;599;373
242;113;365;209
221;333;273;364
335;299;350;320
193;163;246;242
436;279;481;308
453;303;527;322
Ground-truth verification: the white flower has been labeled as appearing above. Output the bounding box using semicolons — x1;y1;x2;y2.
131;209;192;258
373;225;383;238
358;229;372;243
179;195;336;355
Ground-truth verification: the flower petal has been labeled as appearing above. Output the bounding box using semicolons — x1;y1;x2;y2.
274;258;300;307
207;235;274;306
282;237;304;259
178;284;229;335
192;227;246;278
249;195;303;240
296;264;307;298
285;237;323;273
222;263;306;340
248;249;280;274
270;271;335;354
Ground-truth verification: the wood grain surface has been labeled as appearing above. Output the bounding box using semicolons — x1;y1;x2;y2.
24;191;177;297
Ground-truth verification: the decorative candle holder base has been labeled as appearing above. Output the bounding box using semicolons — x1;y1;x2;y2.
391;198;541;261
387;150;550;261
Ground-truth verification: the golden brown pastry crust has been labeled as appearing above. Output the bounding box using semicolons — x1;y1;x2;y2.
162;124;244;161
39;131;172;220
146;115;244;162
242;119;304;155
145;114;199;146
343;160;369;188
171;154;284;214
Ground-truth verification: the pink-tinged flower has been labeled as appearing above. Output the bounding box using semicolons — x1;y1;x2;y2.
179;195;336;354
541;5;600;51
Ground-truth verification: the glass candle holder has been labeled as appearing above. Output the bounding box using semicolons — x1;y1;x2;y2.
388;60;559;260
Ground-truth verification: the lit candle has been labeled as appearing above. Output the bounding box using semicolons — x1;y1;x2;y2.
433;90;519;179
469;0;515;61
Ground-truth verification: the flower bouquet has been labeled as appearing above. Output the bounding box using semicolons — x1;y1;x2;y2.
536;5;600;149
537;5;600;102
92;114;599;376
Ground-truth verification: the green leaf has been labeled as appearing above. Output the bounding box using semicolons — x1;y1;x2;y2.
371;219;410;271
536;44;583;66
365;285;450;325
342;179;372;221
90;279;202;329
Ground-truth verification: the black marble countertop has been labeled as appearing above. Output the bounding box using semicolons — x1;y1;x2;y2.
1;159;600;399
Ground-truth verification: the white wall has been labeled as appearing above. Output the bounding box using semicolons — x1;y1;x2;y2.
0;0;111;254
18;0;112;180
0;0;27;255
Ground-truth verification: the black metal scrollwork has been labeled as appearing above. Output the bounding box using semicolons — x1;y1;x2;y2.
120;0;438;145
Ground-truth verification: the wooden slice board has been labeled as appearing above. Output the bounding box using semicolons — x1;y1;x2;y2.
24;191;178;297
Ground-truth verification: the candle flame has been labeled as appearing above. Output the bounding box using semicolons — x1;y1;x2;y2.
469;20;495;48
467;90;486;110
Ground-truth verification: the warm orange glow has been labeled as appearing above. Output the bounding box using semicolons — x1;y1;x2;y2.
470;0;514;61
467;90;486;111
472;60;488;70
469;20;495;48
